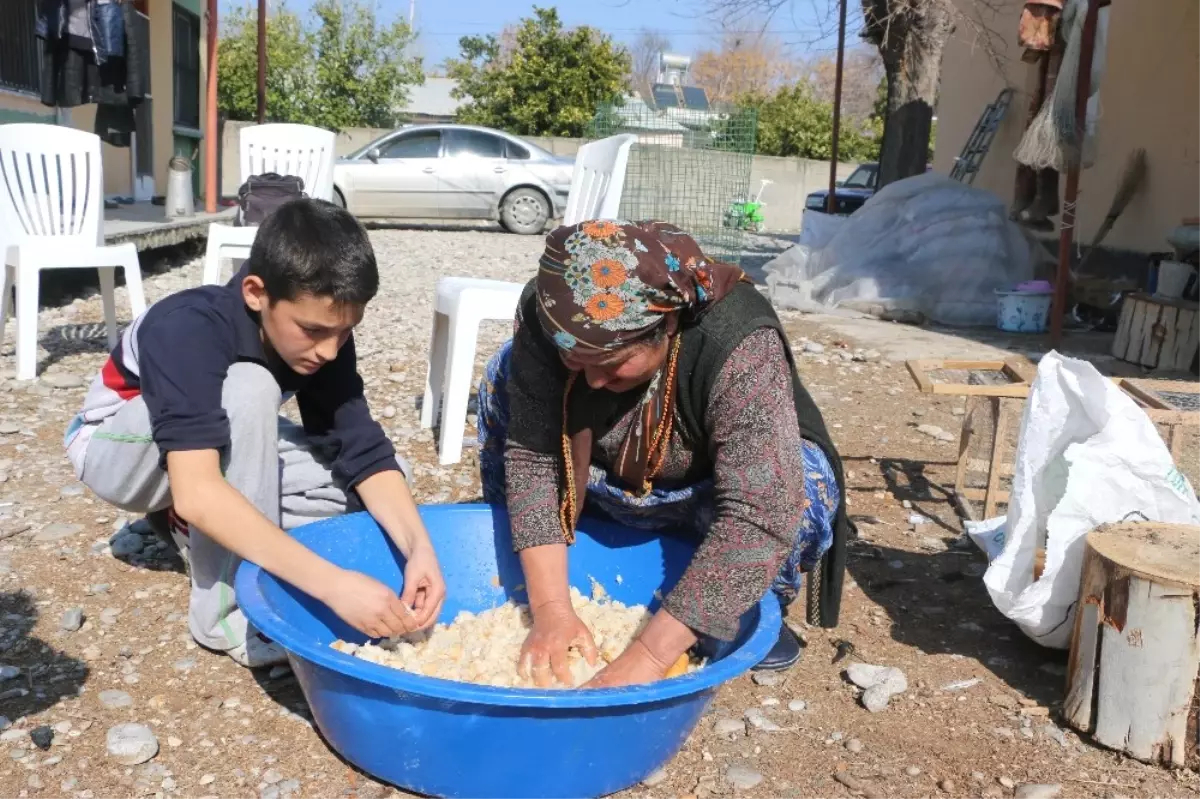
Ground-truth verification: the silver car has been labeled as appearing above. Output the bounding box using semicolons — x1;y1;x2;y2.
332;124;575;235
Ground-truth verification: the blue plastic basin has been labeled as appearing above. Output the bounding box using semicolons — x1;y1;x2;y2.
235;504;779;799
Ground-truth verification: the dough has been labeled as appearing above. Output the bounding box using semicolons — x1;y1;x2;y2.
331;587;703;688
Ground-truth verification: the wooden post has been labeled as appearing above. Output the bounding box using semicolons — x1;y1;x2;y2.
826;0;847;215
1064;521;1200;769
256;0;267;124
204;0;218;214
1050;0;1102;348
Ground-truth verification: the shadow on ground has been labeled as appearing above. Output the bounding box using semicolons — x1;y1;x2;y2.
0;590;91;720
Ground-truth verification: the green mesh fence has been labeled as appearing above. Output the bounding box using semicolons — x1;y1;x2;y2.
589;103;758;265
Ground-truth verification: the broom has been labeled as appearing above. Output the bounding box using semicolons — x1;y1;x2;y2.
1073;147;1148;275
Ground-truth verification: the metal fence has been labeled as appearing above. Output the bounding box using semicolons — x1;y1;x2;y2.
590;103;758;265
0;0;41;96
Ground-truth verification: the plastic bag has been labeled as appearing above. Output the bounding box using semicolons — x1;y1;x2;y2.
983;352;1200;649
765;173;1038;326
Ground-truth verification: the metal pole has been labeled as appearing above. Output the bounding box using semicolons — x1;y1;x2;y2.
256;0;267;123
409;0;416;27
205;0;219;214
826;0;847;214
1050;0;1100;347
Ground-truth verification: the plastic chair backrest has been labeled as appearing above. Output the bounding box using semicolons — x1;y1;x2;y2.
239;123;336;202
563;133;636;226
0;123;104;248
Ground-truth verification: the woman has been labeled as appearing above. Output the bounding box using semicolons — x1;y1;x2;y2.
477;219;848;688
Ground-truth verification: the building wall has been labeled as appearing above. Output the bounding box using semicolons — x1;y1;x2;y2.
934;0;1200;252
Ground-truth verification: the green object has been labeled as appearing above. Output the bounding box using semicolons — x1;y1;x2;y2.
447;8;630;138
589;103;758;265
723;179;772;233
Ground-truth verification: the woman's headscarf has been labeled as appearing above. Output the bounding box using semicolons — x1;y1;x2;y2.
534;219;747;542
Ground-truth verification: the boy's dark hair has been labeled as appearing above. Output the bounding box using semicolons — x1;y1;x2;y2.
247;198;379;306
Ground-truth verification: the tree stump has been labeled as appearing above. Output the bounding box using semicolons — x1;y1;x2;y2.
1064;522;1200;769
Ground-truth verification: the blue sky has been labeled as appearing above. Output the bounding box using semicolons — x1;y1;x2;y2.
223;0;852;70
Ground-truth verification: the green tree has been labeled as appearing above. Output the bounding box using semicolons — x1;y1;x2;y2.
446;7;630;137
217;5;310;123
743;82;881;163
305;0;423;131
217;0;422;131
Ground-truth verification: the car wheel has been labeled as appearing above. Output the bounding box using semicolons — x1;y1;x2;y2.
332;188;347;209
500;188;550;235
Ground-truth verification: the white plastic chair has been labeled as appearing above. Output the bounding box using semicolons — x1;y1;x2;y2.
202;123;336;286
419;135;638;464
562;133;636;225
0;124;146;381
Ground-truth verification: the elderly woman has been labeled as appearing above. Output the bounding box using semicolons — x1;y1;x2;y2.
476;220;848;688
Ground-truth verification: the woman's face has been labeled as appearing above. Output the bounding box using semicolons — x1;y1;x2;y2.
560;336;670;393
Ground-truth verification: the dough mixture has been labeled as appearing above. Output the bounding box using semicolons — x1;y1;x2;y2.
331;586;703;688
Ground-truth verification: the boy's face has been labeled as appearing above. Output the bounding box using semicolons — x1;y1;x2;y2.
242;277;363;376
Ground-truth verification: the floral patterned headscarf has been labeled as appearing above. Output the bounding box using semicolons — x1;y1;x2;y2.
535;219;746;353
534;219;748;542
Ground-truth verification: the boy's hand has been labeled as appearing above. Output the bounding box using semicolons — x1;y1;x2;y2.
399;545;445;631
323;569;420;639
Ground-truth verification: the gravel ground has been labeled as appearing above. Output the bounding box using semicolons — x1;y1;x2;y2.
0;228;1197;799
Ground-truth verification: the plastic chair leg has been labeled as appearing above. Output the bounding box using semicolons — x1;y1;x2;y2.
0;265;13;354
203;226;227;286
421;311;450;430
437;314;480;466
119;245;146;317
97;266;119;349
15;263;40;381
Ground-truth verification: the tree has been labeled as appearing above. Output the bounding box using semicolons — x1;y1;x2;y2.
446;7;630;138
745;82;880;162
703;0;961;187
690;32;794;105
802;49;883;124
216;0;422;130
630;29;671;102
217;4;310;124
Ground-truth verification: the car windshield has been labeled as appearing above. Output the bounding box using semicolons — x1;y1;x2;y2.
842;165;877;189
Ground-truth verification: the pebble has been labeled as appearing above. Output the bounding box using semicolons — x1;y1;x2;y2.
167;736;183;748
802;342;826;355
906;766;922;777
751;671;781;687
641;767;668;787
989;693;1019;710
845;738;863;753
725;764;764;791
743;708;784;733
98;689;134;709
381;405;397;419
0;664;19;680
60;482;87;497
268;664;293;680
42;373;84;389
940;778;957;792
200;774;216;785
0;422;19;435
940;678;982;692
34;522;83;542
173;657;197;672
263;768;283;784
86;583;111;595
846;662;908;712
1042;724;1067;747
1014;785;1062;799
1000;777;1016;789
916;423;956;442
109;530;144;557
105;723;158;765
60;607;84;632
787;699;808;713
972;771;987;782
713;718;745;737
29;726;53;750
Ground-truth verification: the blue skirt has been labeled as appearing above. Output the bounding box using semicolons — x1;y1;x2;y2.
477;339;838;601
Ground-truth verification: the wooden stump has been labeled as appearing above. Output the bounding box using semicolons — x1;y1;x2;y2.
1112;293;1199;371
1064;522;1200;769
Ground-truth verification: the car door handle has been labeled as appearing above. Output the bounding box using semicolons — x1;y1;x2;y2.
493;166;507;173
422;167;436;174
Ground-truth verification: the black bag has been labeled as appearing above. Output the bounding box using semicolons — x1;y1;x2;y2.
235;173;306;226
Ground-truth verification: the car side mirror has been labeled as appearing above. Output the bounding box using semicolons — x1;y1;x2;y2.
835;180;845;188
367;148;381;163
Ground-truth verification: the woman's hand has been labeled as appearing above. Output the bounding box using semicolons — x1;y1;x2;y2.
520;599;599;687
583;639;671;688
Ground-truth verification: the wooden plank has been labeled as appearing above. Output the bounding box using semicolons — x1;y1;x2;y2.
1002;359;1038;384
1113;299;1135;359
1159;304;1179;369
1137;299;1160;367
928;383;1031;398
984;397;1010;518
959;487;1011;502
1122;379;1175;410
906;359;936;394
1167;306;1200;372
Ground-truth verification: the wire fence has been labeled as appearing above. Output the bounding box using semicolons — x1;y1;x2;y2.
590;103;758;266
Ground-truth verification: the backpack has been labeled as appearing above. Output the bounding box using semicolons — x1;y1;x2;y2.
235;173;306;226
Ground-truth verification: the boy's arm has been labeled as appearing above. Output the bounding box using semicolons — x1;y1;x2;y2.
355;470;445;629
168;449;423;638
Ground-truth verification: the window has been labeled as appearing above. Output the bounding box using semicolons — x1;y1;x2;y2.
382;131;441;159
842;165;877;190
0;0;40;96
505;140;531;160
445;129;505;159
173;5;200;129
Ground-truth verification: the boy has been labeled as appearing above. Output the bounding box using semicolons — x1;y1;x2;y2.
63;199;445;667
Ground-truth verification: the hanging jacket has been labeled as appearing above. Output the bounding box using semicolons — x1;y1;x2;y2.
92;0;126;62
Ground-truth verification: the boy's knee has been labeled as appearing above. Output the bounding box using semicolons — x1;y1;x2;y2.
222;363;281;427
